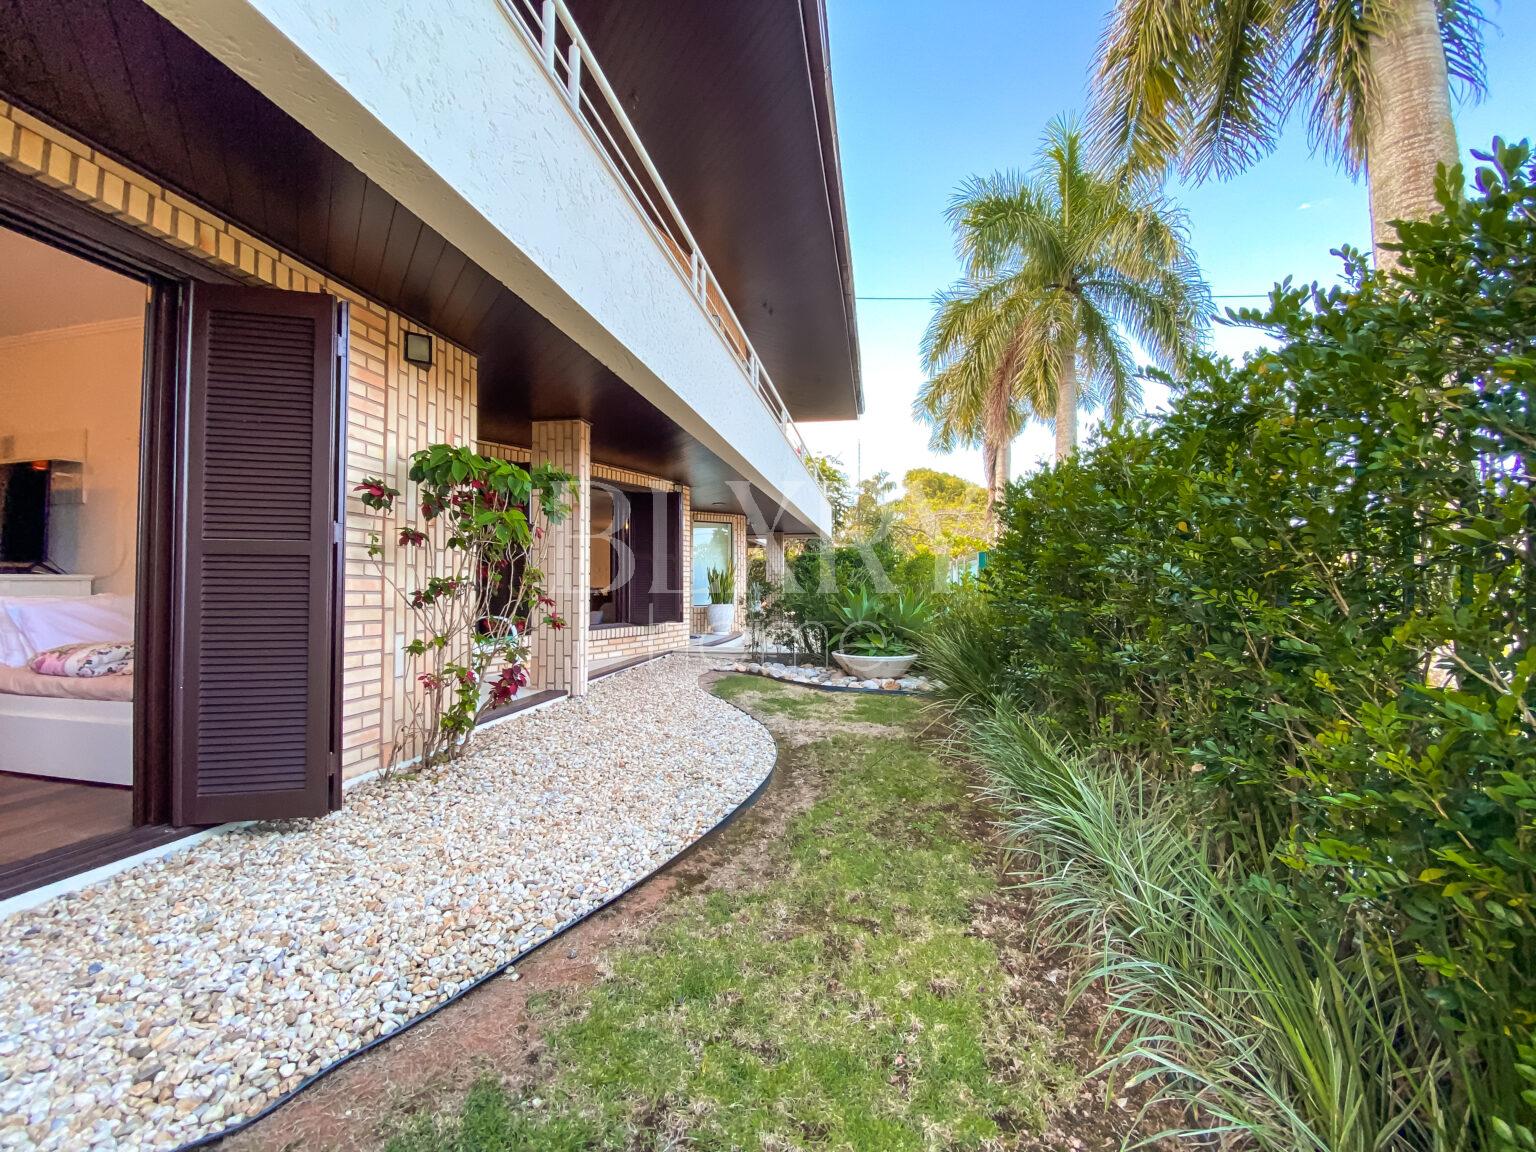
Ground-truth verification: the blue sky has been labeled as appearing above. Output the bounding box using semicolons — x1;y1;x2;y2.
799;0;1536;491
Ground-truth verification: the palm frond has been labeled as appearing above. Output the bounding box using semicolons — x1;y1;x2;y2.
1089;0;1486;185
1086;0;1203;175
1076;301;1142;421
1437;0;1488;101
1287;0;1378;175
1183;0;1292;181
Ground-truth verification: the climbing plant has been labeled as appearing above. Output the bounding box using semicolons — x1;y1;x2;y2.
357;445;574;768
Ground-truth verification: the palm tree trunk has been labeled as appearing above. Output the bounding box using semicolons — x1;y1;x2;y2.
1054;347;1078;462
1365;0;1458;270
982;373;1012;535
992;435;1011;519
981;439;1000;537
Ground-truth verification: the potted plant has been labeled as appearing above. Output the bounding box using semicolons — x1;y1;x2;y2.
830;587;930;679
705;561;736;634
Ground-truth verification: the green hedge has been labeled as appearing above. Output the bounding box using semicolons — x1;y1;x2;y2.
972;140;1536;1132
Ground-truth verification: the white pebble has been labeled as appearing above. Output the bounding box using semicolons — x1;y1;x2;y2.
0;656;771;1151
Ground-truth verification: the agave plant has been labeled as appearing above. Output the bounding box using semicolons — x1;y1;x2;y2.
831;587;932;658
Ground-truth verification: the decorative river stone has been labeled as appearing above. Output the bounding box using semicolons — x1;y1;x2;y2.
0;656;771;1152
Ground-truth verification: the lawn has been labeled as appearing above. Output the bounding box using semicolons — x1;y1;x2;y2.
383;674;1079;1151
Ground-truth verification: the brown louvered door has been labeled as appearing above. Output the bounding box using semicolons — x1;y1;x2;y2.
174;284;345;825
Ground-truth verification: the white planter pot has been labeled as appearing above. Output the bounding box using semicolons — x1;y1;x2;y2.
832;651;918;680
706;602;735;634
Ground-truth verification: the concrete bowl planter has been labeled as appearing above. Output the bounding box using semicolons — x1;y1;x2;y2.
706;602;735;634
832;651;918;680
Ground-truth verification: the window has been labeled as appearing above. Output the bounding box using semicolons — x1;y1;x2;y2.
692;523;733;607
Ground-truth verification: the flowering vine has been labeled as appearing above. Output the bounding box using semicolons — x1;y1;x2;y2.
357;444;573;769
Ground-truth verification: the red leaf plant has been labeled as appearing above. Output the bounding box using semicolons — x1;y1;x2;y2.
358;445;573;770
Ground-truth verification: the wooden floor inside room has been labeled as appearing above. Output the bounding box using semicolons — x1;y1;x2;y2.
0;772;133;867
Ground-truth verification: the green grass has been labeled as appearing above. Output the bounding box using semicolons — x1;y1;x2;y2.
386;684;1069;1151
711;673;924;729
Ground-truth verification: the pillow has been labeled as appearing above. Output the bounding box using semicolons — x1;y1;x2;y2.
3;594;134;653
0;601;31;667
29;640;134;678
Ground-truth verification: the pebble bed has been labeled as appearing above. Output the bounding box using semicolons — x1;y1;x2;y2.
0;655;772;1152
724;660;940;694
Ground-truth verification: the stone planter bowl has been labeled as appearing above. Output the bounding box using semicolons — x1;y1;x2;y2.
706;602;735;634
832;651;918;679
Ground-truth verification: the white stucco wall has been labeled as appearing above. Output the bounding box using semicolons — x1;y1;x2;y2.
147;0;831;537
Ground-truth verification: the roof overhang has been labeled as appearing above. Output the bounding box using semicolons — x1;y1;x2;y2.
565;0;863;422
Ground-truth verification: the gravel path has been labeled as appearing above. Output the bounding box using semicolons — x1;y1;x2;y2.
0;656;772;1151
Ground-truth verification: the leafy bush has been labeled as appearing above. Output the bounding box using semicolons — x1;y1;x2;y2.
951;140;1536;1144
917;586;1008;712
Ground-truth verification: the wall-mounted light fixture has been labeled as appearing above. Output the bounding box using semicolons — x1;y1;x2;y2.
403;331;434;368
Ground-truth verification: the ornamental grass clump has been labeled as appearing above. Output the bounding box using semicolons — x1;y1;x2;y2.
972;708;1444;1151
357;444;573;769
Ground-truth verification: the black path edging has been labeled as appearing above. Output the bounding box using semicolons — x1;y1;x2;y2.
177;670;777;1151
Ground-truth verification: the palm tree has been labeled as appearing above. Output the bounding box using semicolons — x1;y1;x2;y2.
916;118;1209;525
1088;0;1487;266
914;276;1034;525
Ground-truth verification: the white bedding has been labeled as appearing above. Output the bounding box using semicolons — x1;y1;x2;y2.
0;594;136;786
1;594;134;662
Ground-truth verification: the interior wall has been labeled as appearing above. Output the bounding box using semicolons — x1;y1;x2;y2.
591;535;613;590
0;319;145;595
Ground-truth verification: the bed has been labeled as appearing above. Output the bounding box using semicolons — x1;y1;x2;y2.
0;591;134;787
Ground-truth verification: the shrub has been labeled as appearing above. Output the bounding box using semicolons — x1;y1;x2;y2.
958;139;1536;1143
921;586;1009;714
780;538;952;657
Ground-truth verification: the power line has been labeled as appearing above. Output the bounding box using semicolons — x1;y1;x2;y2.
856;293;1272;301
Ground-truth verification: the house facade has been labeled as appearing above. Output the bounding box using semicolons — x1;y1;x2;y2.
0;0;859;896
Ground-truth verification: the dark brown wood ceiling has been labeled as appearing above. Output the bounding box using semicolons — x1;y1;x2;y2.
0;0;847;530
565;0;861;421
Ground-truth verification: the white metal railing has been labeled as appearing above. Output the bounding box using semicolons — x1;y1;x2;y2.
496;0;812;466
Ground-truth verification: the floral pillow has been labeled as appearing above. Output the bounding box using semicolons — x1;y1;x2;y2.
28;641;134;679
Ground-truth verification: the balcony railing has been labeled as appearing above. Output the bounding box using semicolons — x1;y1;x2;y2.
497;0;811;465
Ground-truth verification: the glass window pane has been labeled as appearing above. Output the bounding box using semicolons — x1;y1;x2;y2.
691;523;732;606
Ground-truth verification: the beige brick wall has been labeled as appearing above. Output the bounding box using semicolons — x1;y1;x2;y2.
527;421;592;695
0;102;476;780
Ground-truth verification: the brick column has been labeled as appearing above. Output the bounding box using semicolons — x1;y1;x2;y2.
764;532;787;585
530;419;591;697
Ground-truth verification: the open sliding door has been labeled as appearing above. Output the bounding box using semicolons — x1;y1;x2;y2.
173;284;346;824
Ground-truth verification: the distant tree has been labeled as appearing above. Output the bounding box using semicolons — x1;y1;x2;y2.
918;117;1209;529
844;471;904;546
895;469;990;562
1088;0;1487;267
804;452;853;535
